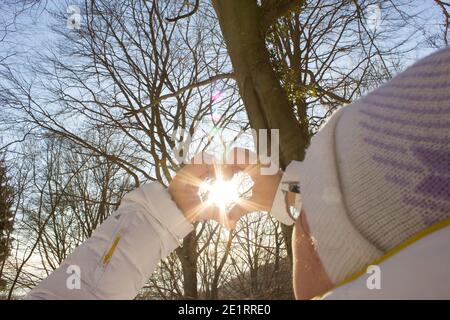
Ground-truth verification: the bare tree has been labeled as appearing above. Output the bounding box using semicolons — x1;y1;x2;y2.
434;0;450;46
0;156;14;292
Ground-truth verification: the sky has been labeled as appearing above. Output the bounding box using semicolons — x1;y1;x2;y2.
0;1;447;77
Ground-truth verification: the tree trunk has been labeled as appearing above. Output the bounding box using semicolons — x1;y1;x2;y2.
211;0;308;169
177;232;198;299
212;0;307;265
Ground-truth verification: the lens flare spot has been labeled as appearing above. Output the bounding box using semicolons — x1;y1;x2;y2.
211;90;223;103
199;177;239;211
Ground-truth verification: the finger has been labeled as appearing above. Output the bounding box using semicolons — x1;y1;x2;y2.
176;184;205;219
187;152;241;184
227;195;269;222
176;153;221;189
225;198;264;230
211;210;236;230
220;163;235;180
201;207;235;229
187;152;218;178
226;148;260;178
227;202;250;225
198;205;220;221
194;202;234;229
222;217;237;230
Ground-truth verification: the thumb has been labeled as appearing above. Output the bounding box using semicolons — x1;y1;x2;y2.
207;208;236;230
227;202;251;229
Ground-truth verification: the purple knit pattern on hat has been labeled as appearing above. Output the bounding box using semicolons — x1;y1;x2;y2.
358;48;450;227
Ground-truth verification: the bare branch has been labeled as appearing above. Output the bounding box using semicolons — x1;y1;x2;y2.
124;72;235;117
435;0;450;45
166;0;200;22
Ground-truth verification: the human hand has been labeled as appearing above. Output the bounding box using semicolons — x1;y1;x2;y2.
168;149;282;229
225;148;283;226
168;153;235;228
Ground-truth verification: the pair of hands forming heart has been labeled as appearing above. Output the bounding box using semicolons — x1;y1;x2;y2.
168;148;282;229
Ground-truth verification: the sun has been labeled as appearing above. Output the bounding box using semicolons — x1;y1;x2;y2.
199;177;240;212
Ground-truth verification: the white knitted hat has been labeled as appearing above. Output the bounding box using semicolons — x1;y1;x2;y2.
272;47;450;284
295;106;383;283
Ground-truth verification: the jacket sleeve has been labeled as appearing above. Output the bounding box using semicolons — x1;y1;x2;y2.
26;182;193;300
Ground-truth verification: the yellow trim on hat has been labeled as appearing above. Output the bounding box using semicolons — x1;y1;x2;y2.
315;216;450;299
